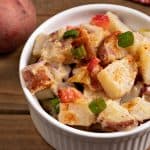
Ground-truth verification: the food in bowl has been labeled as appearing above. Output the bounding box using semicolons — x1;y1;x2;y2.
22;11;150;132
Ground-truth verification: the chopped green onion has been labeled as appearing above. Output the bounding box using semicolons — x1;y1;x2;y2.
63;29;79;39
50;98;60;114
71;45;87;59
55;103;60;114
89;98;106;115
40;98;60;115
50;98;59;107
118;31;134;48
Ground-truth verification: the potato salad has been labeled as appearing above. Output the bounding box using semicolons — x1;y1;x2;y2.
22;12;150;132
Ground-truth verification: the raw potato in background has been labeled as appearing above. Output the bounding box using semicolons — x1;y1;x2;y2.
0;0;36;53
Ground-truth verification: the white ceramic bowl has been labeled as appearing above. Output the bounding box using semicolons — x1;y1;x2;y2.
19;4;150;150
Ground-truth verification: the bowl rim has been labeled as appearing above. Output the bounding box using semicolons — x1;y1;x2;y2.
19;4;150;139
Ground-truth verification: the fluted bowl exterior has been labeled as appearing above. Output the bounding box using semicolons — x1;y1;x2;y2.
19;4;150;150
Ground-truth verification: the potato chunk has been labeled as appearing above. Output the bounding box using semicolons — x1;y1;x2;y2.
140;30;150;39
32;28;67;58
97;56;137;99
98;31;127;66
22;61;53;94
97;100;137;131
41;39;73;64
106;12;130;32
58;99;95;126
122;97;150;122
32;34;49;57
139;42;150;84
82;24;109;48
83;86;110;103
126;32;145;58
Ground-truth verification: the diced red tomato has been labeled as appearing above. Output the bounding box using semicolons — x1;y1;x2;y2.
58;87;82;103
87;57;100;73
90;14;110;30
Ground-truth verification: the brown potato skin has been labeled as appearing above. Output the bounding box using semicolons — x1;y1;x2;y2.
0;0;36;53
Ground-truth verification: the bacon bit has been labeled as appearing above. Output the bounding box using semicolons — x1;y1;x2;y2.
58;87;82;103
90;65;103;90
90;14;110;30
87;57;103;90
98;31;122;66
87;57;100;72
72;27;95;59
90;76;101;90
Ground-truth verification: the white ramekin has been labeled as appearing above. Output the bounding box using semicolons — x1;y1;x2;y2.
19;4;150;150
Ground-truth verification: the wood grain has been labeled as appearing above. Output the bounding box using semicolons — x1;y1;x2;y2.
0;48;28;113
0;0;149;149
33;0;150;16
0;115;52;150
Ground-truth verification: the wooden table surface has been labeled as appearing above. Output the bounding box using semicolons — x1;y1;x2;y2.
0;0;149;149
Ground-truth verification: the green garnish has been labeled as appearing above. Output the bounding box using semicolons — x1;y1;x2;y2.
63;29;79;39
89;98;106;115
50;98;60;114
71;45;87;59
118;31;134;48
40;98;60;115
